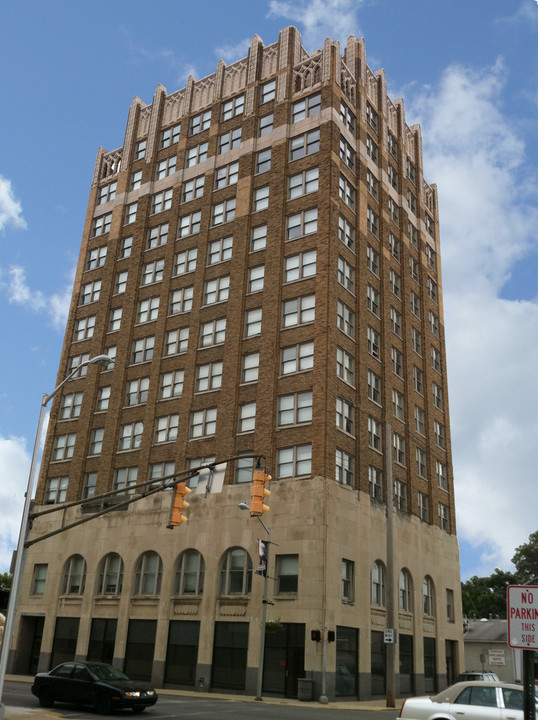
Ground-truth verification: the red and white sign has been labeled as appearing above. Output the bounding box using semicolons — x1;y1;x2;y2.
507;585;538;649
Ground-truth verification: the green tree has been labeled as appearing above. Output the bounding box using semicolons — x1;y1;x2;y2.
461;568;517;618
512;530;538;584
0;572;12;590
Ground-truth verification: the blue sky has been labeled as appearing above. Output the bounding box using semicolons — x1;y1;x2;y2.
1;0;537;581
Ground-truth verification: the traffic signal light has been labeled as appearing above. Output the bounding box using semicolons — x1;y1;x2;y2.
250;465;271;516
167;481;191;528
311;629;321;642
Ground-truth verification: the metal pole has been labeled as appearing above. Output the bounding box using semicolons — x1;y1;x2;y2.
255;523;270;701
385;422;396;708
0;398;47;720
523;649;536;720
319;626;328;704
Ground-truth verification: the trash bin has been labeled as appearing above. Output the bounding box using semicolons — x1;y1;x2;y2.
297;678;313;701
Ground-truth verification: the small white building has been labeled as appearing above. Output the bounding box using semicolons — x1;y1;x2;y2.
463;618;526;684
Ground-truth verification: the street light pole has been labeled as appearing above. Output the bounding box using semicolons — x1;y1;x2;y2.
0;355;111;720
238;502;270;701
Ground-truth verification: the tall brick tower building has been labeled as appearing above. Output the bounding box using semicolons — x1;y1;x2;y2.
11;27;463;700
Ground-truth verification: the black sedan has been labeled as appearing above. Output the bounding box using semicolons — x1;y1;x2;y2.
31;661;158;714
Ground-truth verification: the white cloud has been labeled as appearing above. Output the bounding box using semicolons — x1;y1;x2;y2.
1;264;72;331
215;38;251;65
0;436;31;573
267;0;363;51
0;174;27;233
405;61;538;576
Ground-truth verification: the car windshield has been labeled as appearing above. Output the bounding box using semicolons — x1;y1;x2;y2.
88;664;129;682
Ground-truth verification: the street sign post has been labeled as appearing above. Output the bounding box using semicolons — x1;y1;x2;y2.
507;586;538;720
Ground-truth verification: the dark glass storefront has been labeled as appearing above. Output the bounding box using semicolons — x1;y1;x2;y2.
164;620;200;686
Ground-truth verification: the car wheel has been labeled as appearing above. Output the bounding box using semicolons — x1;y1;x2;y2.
38;689;55;708
131;708;146;713
94;692;112;715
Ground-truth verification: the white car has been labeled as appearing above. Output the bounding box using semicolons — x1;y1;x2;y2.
398;681;537;719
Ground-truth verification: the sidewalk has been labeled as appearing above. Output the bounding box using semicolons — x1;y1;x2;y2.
3;675;404;717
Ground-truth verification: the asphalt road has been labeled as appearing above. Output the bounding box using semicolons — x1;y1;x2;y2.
2;680;401;720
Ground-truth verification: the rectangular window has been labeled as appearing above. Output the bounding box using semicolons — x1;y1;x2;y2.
136;297;160;324
431;346;441;373
367;285;380;318
126;378;150;406
407;189;417;216
390;269;401;298
250;225;267;252
335;449;354;487
339;136;355;170
203;276;230;305
342;560;354;601
426;244;437;270
218;127;241;154
131;335;155;363
199;318;226;347
387;132;398;159
367;370;381;405
388;197;399;224
415;405;426;435
340;100;356;132
151;189;173;214
208;236;233;265
425;213;434;237
438;502;450;531
242;263;263;295
159;370;185;399
368;417;382;451
96;386;110;412
393;433;406;465
286;208;318;240
97;181;117;204
92;213;112;237
338;215;355;251
336;397;354;435
337;300;354;337
212;198;236;225
32;564;48;595
387;164;398;190
366;135;378;163
190;408;217;438
161;123;181;148
289;128;320;161
281;341;314;375
409;221;419;249
245;307;262;337
406;158;417;184
113;467;138;494
429;310;439;337
278;391;313;426
391;345;403;377
169;287;194;315
189;110;211;135
418;492;429;522
409;256;419;282
195;361;223;392
73;315;95;342
241;352;260;383
436;460;448;490
282;295;315;327
410;290;421;318
141;259;165;285
276;444;312;478
178;210;202;237
238;402;256;433
59;392;83;420
339;175;355;210
164;327;189;356
182;175;205;202
392;389;404;421
413;365;424;394
215;162;239;190
288;167;319;199
156;156;177;180
253;186;269;211
432;382;443;410
154;414;179;444
367;326;381;360
284;250;316;283
85;245;107;270
118;422;143;451
45;476;69;503
412;327;423;356
258;113;273;137
416;448;427;478
395;480;407;511
260;79;276;103
369;466;382;500
434;420;445;448
337;256;355;293
367;207;379;237
222;94;245;121
135;140;146;159
427;276;438;303
336;347;355;385
276;555;298;594
173;247;198;276
366;102;378;132
146;223;168;249
366;170;378;200
256;148;271;174
186;142;208;167
291;92;320;123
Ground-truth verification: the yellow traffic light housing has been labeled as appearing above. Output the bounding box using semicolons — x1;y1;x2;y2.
250;466;271;516
167;481;191;528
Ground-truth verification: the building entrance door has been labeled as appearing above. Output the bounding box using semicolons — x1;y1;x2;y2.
262;623;305;697
14;615;44;675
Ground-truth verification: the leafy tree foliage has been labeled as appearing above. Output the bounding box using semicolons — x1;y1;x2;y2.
461;568;517;618
512;530;538;584
0;572;12;590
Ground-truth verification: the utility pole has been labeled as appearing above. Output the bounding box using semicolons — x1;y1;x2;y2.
385;422;396;708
